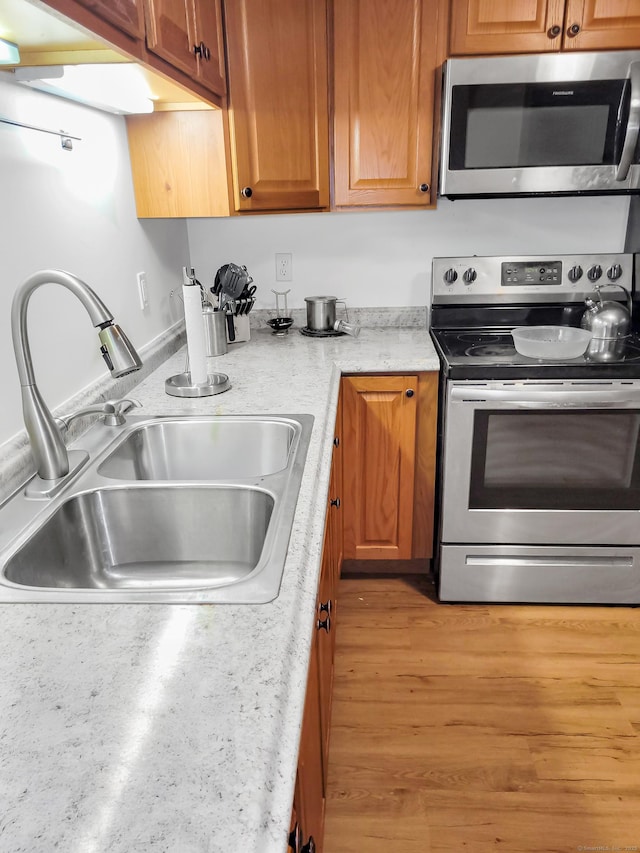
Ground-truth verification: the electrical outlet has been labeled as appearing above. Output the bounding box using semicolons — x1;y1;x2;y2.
136;272;148;309
275;253;292;282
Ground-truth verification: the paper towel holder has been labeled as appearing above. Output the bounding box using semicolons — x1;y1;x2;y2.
165;371;231;397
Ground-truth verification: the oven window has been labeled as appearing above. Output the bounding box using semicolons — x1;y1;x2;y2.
469;410;640;510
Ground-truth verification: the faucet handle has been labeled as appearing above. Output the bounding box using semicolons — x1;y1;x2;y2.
103;398;141;426
56;403;115;433
57;398;140;432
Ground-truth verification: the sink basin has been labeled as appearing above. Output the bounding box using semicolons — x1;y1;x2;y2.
0;413;314;603
4;486;274;591
98;417;298;480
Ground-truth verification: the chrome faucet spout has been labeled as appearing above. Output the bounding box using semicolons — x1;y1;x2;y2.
11;269;142;482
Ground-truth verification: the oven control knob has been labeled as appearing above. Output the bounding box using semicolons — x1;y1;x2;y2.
607;263;623;281
443;268;458;284
568;265;583;282
463;268;477;284
587;264;603;282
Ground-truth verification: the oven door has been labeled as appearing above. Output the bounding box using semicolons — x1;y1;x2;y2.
441;380;640;546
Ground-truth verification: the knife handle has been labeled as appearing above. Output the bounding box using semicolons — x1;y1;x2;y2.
226;309;236;342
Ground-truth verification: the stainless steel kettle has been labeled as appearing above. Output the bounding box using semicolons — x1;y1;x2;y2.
580;283;632;340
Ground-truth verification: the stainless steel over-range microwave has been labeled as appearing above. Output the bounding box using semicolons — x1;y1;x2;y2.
439;50;640;198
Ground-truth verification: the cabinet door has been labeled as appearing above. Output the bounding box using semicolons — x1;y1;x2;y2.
316;515;336;793
449;0;567;54
329;392;343;591
297;631;325;852
563;0;640;50
333;0;439;207
224;0;330;211
342;375;418;560
143;0;197;77
193;0;226;95
70;0;145;38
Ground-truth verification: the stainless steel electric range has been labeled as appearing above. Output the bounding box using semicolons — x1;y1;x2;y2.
430;253;640;604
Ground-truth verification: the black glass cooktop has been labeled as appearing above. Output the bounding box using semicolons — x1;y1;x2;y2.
431;328;640;380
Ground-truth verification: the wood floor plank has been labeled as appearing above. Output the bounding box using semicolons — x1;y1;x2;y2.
323;576;640;853
424;791;640;853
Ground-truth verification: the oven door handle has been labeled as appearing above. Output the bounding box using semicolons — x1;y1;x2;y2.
616;60;640;181
450;387;640;407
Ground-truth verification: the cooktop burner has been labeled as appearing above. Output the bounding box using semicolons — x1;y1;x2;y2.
463;335;516;358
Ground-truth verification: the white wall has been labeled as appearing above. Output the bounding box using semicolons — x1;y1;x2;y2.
0;77;188;448
187;194;630;312
1;68;632;450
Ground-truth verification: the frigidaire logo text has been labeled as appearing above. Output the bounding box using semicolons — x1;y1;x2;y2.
552;90;574;95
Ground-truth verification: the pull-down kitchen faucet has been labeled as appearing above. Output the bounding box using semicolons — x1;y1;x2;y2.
11;269;142;483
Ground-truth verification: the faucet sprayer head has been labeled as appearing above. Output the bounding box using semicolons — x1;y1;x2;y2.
98;322;143;378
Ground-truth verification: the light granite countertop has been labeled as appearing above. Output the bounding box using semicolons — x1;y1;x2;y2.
0;323;440;853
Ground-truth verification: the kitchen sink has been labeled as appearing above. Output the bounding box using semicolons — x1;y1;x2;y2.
4;486;274;591
97;417;297;480
0;413;314;603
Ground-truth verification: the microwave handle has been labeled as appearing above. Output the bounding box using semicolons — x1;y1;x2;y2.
616;61;640;181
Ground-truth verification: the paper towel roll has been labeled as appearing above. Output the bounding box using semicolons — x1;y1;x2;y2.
182;282;208;386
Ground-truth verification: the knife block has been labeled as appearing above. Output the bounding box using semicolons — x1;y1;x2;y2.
227;314;251;343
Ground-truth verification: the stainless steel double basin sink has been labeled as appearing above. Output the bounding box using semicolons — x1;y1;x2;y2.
0;414;314;603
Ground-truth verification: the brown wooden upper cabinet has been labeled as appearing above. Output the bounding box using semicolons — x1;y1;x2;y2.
223;0;330;212
71;0;145;39
41;0;145;57
143;0;226;95
42;0;226;100
333;0;442;208
450;0;640;55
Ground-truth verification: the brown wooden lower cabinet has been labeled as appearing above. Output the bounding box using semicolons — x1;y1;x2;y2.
342;372;438;562
294;629;324;851
291;373;437;845
292;407;342;851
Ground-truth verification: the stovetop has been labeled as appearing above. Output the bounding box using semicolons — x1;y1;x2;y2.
430;252;640;380
431;327;640;380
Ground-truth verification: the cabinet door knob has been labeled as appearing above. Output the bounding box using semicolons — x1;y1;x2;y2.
288;823;301;852
319;600;331;615
301;838;316;853
333;436;340;447
241;186;253;198
419;183;430;193
193;41;211;60
317;614;331;633
567;23;581;36
330;497;341;508
406;389;414;398
547;24;561;38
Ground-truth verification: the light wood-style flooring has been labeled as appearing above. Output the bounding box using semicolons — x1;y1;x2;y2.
323;575;640;853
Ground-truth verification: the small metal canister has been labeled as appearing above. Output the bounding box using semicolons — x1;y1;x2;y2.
202;305;228;356
305;296;339;331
